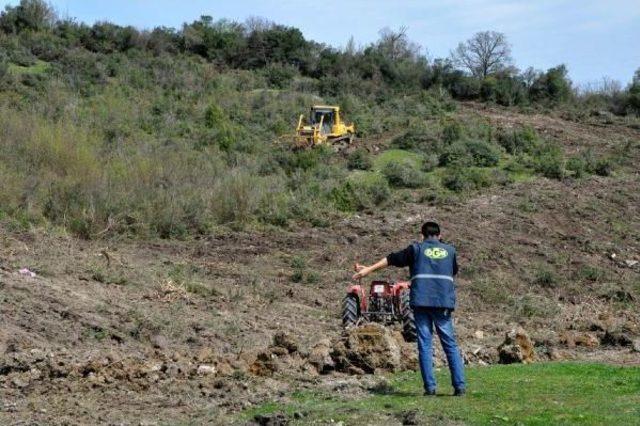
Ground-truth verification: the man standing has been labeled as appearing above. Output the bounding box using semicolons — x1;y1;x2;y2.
352;221;466;396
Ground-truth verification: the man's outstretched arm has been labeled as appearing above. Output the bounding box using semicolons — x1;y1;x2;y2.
352;245;414;280
352;258;388;280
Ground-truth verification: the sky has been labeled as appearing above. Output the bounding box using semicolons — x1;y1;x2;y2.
2;0;639;86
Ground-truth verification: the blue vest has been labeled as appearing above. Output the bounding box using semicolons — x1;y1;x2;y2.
409;239;456;309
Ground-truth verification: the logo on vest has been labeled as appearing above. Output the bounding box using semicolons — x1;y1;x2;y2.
425;247;448;260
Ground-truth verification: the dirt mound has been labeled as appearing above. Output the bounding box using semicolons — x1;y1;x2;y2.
326;323;417;375
250;332;313;377
498;327;535;364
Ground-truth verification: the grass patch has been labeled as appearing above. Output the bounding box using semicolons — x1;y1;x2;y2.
241;363;640;425
372;149;424;171
8;60;51;75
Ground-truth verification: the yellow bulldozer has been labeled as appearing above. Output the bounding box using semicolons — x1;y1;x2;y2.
294;105;355;150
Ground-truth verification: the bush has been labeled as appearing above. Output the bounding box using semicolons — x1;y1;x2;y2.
529;65;572;103
532;143;565;179
497;126;538;155
390;126;440;153
442;167;494;192
533;266;557;288
566;155;587;178
440;139;500;167
442;120;463;143
594;158;613;176
465;139;501;167
347;148;372;170
481;76;527;106
382;159;425;188
263;63;298;89
449;76;481;100
331;172;390;212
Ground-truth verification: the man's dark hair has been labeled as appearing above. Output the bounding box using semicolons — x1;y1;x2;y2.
422;221;440;238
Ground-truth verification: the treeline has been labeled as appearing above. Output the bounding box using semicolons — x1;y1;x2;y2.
1;0;639;114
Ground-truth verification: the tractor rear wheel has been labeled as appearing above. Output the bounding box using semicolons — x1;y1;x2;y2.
400;291;417;342
342;294;359;328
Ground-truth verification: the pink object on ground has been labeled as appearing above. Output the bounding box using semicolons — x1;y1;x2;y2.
19;268;37;278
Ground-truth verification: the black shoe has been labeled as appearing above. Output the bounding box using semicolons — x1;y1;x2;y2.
453;388;466;396
424;390;436;396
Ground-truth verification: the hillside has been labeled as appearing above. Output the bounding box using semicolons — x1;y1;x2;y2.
0;1;639;424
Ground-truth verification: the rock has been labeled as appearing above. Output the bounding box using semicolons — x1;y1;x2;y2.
466;346;499;364
632;339;640;353
11;376;29;388
273;332;298;353
624;260;638;268
196;365;217;376
498;327;534;364
474;330;485;340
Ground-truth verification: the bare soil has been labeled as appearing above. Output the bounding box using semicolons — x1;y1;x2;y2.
1;105;639;425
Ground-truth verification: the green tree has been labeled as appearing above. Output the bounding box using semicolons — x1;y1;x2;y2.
0;0;56;33
530;65;572;103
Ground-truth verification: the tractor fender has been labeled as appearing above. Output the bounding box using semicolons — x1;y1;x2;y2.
392;280;411;296
347;284;367;311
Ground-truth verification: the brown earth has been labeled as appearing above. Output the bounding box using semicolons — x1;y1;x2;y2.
1;104;639;424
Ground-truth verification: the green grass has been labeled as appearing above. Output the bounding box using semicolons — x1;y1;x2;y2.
373;149;424;171
240;363;640;425
8;60;51;75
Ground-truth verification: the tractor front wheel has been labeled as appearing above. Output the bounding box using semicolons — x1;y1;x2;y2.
342;294;359;328
400;291;417;342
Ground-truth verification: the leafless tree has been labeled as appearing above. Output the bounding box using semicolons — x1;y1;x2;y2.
451;31;512;78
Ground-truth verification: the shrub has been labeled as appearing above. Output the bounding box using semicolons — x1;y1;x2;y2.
442;167;494;192
263;63;298;89
331;172;390;212
390;126;440;153
497;126;538;155
566;155;587;178
594;158;613;176
578;266;605;282
442;120;463;143
533;266;557;288
533;143;565;179
212;170;263;225
382;159;425;188
529;65;572;103
440;139;500;167
465;139;501;167
449;76;482;100
347;148;372;170
421;153;439;172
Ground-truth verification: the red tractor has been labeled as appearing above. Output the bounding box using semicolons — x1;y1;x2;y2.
342;279;417;342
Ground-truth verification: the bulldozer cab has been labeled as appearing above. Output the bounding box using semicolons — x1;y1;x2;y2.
310;107;336;135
